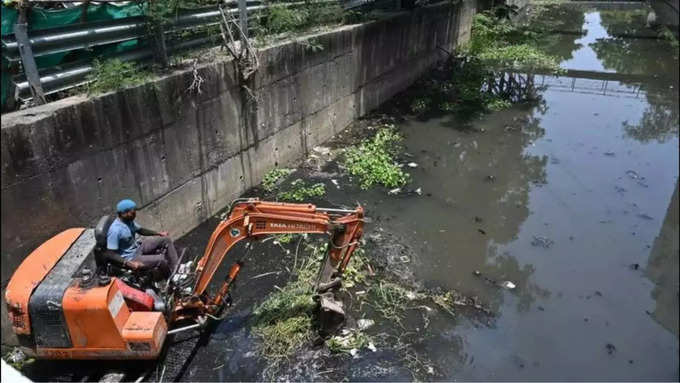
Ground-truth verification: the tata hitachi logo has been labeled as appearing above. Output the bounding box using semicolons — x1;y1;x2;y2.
269;222;314;230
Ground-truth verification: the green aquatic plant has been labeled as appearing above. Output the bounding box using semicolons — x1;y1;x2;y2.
343;127;410;189
262;168;294;192
277;179;326;201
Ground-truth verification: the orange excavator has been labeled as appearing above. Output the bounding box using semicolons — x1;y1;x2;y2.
5;198;364;360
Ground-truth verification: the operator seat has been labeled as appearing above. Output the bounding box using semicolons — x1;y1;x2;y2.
94;215;168;283
94;215;165;311
94;215;141;279
94;215;115;270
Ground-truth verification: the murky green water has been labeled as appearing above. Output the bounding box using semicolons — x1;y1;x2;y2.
381;7;679;380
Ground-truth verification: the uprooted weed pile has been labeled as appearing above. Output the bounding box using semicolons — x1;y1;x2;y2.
249;233;493;380
251;241;323;363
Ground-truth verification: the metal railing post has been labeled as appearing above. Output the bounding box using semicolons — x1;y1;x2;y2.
14;5;47;105
238;0;248;37
153;24;169;68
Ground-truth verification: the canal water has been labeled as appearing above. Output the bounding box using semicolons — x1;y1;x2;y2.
373;7;679;380
164;4;678;381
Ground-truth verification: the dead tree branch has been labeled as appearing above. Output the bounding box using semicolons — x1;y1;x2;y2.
218;3;260;84
187;58;205;95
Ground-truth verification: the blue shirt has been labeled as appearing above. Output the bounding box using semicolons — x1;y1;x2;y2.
107;218;141;260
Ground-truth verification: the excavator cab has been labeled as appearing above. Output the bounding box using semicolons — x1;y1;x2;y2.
93;215;171;291
5;228;168;359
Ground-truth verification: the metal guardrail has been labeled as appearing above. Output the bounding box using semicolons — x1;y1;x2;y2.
2;0;364;106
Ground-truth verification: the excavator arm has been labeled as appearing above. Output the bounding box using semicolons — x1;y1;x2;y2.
171;199;364;324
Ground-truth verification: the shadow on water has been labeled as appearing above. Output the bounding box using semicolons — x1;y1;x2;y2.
645;180;679;337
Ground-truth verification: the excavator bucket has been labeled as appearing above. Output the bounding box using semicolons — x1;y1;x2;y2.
317;292;346;336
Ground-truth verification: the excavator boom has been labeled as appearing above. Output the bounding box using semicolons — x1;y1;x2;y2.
173;199;364;322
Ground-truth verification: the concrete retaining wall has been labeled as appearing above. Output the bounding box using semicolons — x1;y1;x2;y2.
1;0;476;282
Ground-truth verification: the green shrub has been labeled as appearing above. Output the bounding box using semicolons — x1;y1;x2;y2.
464;11;563;74
409;97;431;115
87;59;151;94
255;0;344;39
486;98;512;111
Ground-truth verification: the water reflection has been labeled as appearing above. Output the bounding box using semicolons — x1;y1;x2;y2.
622;88;679;143
485;72;543;104
589;8;680;143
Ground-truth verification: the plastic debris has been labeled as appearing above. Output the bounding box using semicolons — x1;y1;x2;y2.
407;162;418;168
331;179;340;189
349;348;359;357
413;187;422;195
500;281;516;290
368;342;377;352
605;343;616;355
626;170;640;179
6;348;26;365
388;188;401;195
357;319;375;330
531;236;554;248
313;146;331;155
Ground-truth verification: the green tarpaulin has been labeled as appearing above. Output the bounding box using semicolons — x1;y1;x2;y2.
1;2;147;108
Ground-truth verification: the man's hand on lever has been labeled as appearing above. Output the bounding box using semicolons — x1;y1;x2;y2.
125;260;145;271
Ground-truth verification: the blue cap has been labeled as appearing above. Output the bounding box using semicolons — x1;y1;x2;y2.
116;199;137;213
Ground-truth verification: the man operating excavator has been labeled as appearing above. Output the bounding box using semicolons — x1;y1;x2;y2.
6;198;364;360
103;199;179;278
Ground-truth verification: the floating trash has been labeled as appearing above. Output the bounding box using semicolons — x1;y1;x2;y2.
500;281;516;290
531;236;554;248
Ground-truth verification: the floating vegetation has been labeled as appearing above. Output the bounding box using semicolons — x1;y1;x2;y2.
262;168;295;192
277;179;326;201
343;127;410;189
